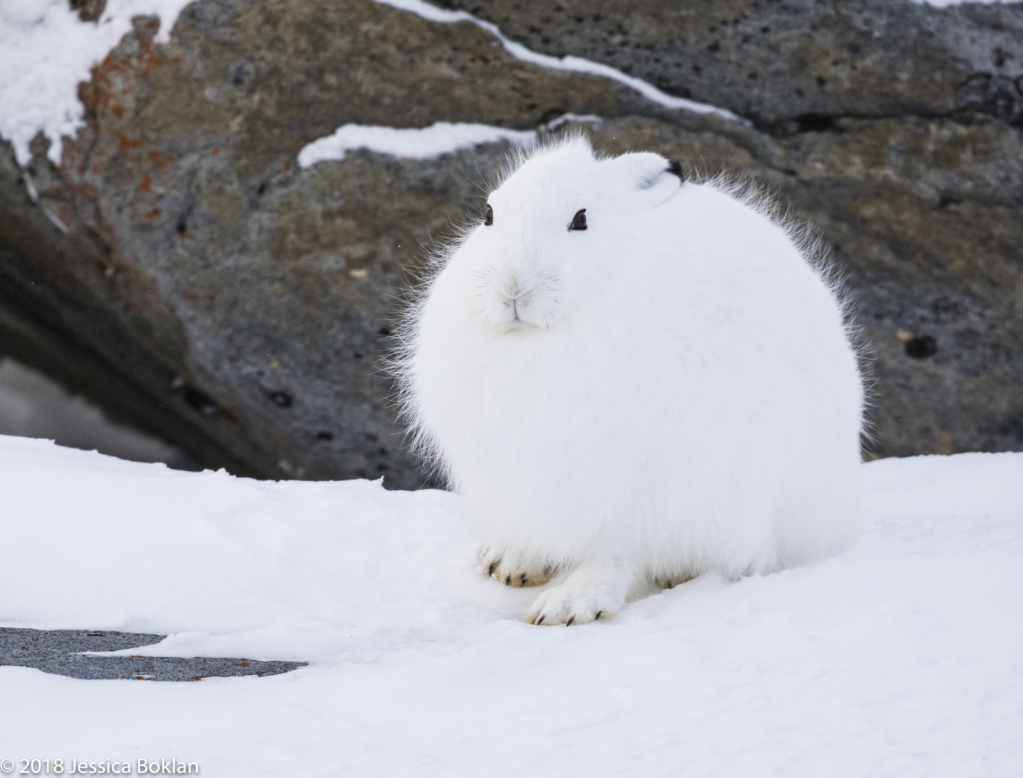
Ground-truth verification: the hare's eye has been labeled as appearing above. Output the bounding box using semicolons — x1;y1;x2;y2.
484;204;493;226
568;209;587;231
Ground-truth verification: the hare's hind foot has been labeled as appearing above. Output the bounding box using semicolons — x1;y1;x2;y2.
477;546;555;588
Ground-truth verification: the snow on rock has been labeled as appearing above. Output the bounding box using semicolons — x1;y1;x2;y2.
1;436;1021;775
297;122;536;168
372;0;743;123
0;0;194;165
298;115;601;168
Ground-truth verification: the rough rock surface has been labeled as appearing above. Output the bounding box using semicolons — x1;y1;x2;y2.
0;0;1020;483
437;0;1023;128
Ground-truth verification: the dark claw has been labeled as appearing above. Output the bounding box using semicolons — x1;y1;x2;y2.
537;615;545;625
520;573;527;585
566;616;575;626
488;562;497;576
595;611;603;620
505;574;511;585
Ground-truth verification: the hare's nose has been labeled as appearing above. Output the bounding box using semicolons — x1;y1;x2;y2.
502;284;536;303
500;275;533;301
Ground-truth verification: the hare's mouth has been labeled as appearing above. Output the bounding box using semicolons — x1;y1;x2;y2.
493;305;542;332
503;294;545;328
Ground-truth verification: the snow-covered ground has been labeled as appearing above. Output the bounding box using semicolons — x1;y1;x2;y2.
1;435;1020;776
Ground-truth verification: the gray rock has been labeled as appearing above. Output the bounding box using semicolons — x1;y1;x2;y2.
0;0;1020;484
435;0;1023;128
0;627;306;681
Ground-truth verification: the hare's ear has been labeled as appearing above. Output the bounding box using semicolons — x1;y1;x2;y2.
602;152;684;213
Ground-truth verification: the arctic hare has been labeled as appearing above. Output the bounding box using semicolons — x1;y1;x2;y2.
399;136;864;626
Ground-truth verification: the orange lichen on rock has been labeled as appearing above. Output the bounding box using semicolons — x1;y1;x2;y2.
72;183;100;200
139;177;151;192
117;132;141;150
148;150;177;171
146;209;162;219
111;105;124;118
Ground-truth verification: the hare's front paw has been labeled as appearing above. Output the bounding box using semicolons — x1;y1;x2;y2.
526;559;633;626
477;546;554;588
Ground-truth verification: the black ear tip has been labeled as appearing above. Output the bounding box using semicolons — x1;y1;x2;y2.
667;159;685;181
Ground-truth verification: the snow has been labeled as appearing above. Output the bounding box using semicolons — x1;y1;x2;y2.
374;0;742;124
0;0;194;166
297;115;602;168
1;435;1021;776
297;122;536;168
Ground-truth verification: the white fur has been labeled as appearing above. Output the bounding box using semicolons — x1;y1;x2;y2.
397;136;864;625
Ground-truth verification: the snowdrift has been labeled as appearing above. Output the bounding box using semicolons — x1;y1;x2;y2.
1;436;1021;776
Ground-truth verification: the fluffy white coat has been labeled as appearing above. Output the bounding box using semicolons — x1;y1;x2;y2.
400;137;864;625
